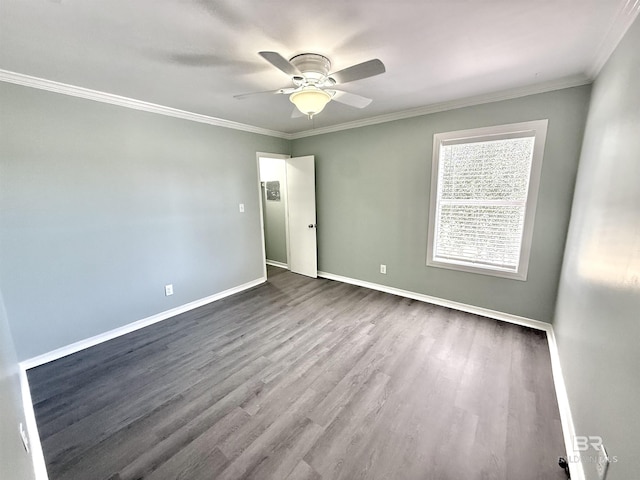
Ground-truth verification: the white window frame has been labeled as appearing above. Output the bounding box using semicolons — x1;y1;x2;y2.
426;119;548;281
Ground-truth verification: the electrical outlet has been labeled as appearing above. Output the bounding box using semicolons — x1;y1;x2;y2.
165;284;173;296
596;444;610;480
239;203;245;213
380;264;387;274
19;423;29;453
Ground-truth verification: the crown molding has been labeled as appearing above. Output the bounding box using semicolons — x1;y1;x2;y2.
1;69;593;142
289;74;591;139
0;69;290;139
587;0;640;79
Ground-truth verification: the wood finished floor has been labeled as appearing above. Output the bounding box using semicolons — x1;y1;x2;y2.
28;267;567;480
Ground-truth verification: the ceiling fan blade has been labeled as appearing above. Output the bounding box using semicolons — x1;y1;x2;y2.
329;59;385;84
329;90;373;109
258;51;301;76
233;87;296;100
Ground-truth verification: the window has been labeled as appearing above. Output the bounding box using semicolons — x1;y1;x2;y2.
427;120;548;280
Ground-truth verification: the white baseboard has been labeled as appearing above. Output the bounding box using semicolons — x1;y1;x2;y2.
317;271;552;332
17;276;265;480
318;270;582;479
266;260;288;269
19;369;49;480
19;277;265;370
18;269;582;479
545;329;585;480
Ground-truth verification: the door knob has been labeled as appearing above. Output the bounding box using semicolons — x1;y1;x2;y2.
308;224;316;228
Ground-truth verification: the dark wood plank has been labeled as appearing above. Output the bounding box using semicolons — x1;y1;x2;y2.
28;266;567;480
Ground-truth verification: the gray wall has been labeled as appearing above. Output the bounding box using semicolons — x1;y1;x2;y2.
292;86;591;322
0;288;36;480
259;158;288;264
553;17;640;480
0;82;288;361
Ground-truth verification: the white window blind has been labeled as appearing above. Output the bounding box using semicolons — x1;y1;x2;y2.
427;120;547;280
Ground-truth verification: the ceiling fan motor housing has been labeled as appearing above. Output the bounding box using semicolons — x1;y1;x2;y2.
290;53;331;84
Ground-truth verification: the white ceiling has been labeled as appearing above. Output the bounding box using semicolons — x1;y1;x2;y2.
0;0;635;134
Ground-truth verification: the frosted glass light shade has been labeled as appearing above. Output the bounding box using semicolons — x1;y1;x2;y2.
290;87;331;117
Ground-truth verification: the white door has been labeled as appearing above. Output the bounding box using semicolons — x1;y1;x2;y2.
286;155;317;278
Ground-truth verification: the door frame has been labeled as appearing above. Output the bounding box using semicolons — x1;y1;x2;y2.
256;152;290;279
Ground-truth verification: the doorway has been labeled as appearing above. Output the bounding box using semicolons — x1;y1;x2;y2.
259;155;289;270
257;153;318;278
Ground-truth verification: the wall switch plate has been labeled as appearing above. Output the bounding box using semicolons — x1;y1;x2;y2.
239;203;245;213
19;423;29;453
380;264;387;274
165;284;173;296
596;444;610;480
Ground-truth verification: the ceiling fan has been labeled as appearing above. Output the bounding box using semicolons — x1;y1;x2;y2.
234;51;386;119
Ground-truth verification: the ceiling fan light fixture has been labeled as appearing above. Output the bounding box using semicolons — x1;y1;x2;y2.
289;87;331;118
